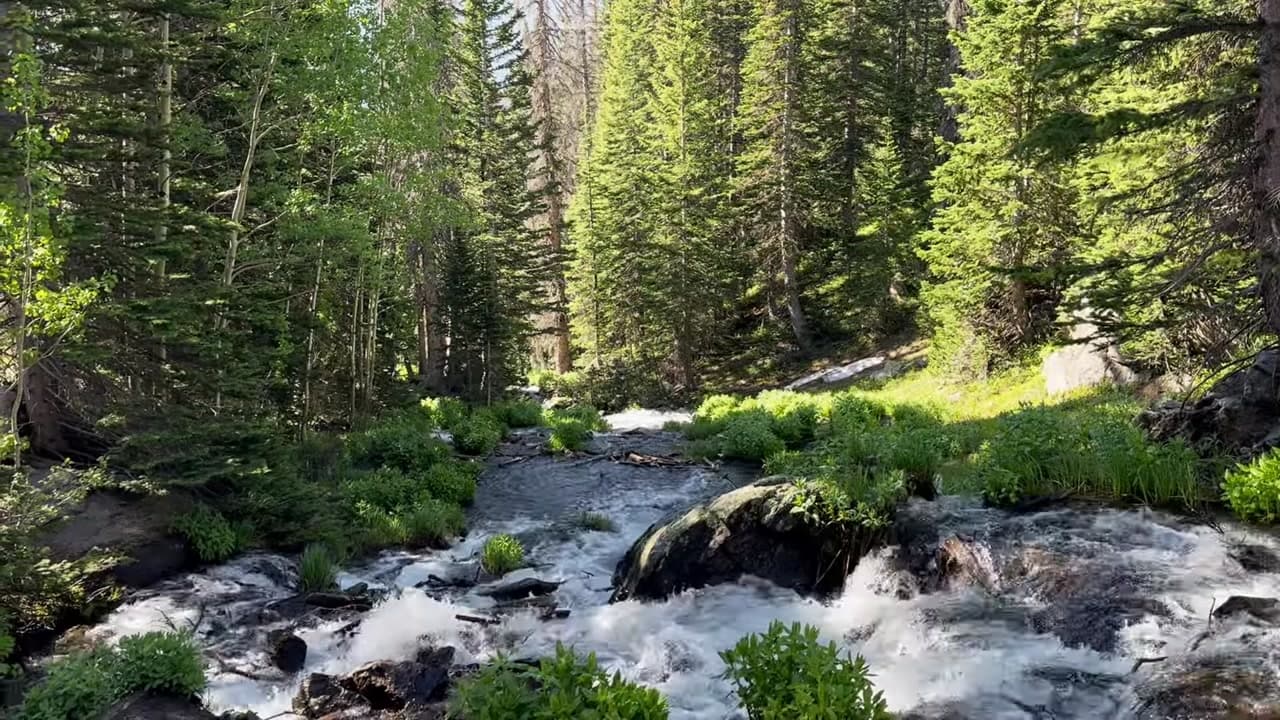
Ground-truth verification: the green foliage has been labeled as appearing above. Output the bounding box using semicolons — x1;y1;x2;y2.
17;648;121;720
491;399;545;428
404;498;467;548
423;397;469;431
424;460;480;506
720;621;890;720
453;412;506;456
574;512;617;533
299;544;339;592
450;644;668;720
720;411;786;462
548;417;591;453
114;631;206;696
481;534;525;575
1223;450;1280;523
172;505;245;563
348;414;450;473
18;632;205;720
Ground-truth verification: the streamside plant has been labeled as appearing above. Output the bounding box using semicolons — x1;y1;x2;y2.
574;512;617;533
298;543;339;592
481;534;525;575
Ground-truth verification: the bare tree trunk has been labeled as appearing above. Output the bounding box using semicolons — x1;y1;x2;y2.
1257;0;1280;335
779;2;812;353
156;13;172;377
940;0;970;143
224;53;276;289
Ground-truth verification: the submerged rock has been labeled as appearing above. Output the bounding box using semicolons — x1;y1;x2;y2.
104;693;217;720
295;672;363;718
1213;595;1280;624
476;577;561;601
269;630;307;673
1135;655;1280;719
1232;543;1280;574
611;479;874;601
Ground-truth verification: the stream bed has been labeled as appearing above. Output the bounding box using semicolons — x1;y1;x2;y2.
86;410;1280;719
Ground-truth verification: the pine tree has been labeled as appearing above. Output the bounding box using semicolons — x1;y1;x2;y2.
736;0;815;352
921;0;1078;376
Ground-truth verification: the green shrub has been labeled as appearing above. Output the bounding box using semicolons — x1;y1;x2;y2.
424;460;479;505
17;648;121;720
552;405;609;432
481;534;525;575
299;544;338;592
115;631;206;696
1224;449;1280;523
548;417;590;453
353;501;408;549
422;396;469;431
492;399;545;428
342;467;421;513
404;498;466;548
450;644;668;720
823;393;885;437
348;415;449;474
574;512;617;532
454;412;505;456
720;621;890;720
172;504;245;563
720;411;785;462
18;632;206;720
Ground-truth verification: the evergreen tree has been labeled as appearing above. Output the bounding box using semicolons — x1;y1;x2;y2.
920;0;1079;376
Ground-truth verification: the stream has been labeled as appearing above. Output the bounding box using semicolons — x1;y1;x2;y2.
86;410;1280;719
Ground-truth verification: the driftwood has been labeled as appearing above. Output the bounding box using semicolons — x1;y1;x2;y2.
613;452;687;468
456;613;500;626
1130;656;1168;674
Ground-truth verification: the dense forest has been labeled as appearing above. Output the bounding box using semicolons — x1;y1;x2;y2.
5;0;1280;716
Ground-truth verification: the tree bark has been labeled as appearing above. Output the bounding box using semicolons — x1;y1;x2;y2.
940;0;970;143
779;0;813;353
1257;0;1280;335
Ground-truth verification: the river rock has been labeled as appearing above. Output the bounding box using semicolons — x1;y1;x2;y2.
1141;348;1280;456
269;630;307;673
104;693;218;720
1212;595;1280;624
611;479;869;601
293;647;456;718
306;592;373;610
476;577;561;601
1135;656;1280;719
1231;543;1280;573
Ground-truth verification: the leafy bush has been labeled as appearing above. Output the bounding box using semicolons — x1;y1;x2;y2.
115;631;206;696
720;621;890;720
18;631;206;720
172;504;245;563
348;415;449;474
1224;449;1280;523
720;411;785;462
424;460;479;505
450;644;668;720
574;512;617;532
17;648;121;720
422;396;468;431
299;544;338;592
454;412;505;456
552;405;609;432
481;534;525;575
548;417;590;453
404;498;466;548
352;501;408;548
491;399;545;428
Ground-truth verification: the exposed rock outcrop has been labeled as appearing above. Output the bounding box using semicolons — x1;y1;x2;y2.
1042;317;1137;396
1141;348;1280;456
611;479;875;601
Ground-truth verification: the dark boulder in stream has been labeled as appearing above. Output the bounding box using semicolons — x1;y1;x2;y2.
268;630;307;673
611;479;871;601
293;646;455;719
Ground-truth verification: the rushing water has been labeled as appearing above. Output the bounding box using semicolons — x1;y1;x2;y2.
87;410;1280;719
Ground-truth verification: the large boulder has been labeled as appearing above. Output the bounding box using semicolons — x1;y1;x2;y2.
610;479;868;601
269;630;307;673
1141;349;1280;456
1042;317;1137;396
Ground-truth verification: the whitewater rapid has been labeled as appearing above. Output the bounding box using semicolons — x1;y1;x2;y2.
86;410;1280;718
